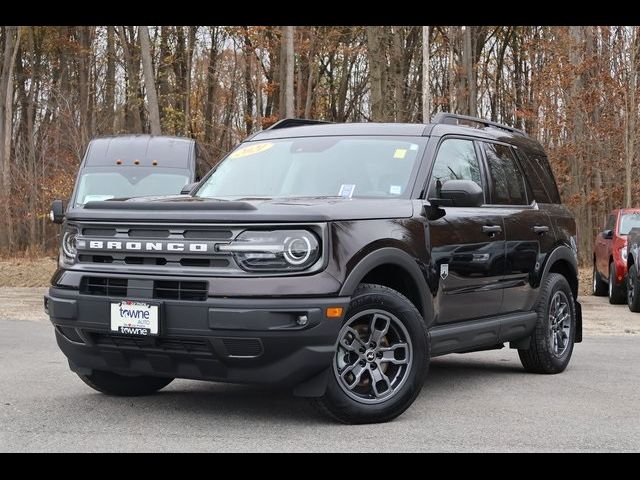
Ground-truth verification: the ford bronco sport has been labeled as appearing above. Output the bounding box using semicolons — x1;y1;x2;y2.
45;114;582;424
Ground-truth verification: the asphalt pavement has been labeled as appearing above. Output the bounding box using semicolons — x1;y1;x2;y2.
1;315;639;452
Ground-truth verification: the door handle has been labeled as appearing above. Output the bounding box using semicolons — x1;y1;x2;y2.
533;225;550;234
482;225;502;235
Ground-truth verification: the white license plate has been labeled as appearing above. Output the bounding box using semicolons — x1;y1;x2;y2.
110;301;159;336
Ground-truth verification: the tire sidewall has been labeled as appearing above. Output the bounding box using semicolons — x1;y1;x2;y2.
322;286;429;423
539;274;576;371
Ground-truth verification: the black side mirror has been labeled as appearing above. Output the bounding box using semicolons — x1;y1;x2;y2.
602;229;613;239
180;182;199;195
428;180;484;208
49;199;65;224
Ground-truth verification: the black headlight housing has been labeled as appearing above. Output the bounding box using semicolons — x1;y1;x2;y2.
59;224;79;267
218;229;321;272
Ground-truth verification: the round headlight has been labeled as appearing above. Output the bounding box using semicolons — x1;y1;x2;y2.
284;236;312;265
61;226;78;263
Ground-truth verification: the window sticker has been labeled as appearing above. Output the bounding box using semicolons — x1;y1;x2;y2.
409;143;419;151
393;148;408;159
389;185;402;195
229;143;273;159
339;184;355;198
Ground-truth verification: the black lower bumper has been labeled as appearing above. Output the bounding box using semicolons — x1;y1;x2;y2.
45;287;349;394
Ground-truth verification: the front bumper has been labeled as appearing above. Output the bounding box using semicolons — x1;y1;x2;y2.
45;286;349;393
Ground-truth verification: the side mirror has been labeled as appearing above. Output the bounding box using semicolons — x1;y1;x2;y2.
180;182;199;195
602;229;613;239
428;180;484;208
49;199;65;224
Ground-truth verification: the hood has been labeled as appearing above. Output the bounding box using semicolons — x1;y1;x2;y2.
65;195;414;223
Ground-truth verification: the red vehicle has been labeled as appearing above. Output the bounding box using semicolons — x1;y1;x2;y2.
593;208;640;303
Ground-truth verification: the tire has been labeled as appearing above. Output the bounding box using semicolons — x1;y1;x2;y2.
518;273;576;374
77;370;174;396
592;262;607;296
313;284;430;424
608;262;626;304
627;264;640;312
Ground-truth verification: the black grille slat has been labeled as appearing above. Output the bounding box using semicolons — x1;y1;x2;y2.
154;280;208;301
184;230;232;240
81;277;128;297
92;333;212;354
128;229;170;238
82;228;116;237
222;338;263;358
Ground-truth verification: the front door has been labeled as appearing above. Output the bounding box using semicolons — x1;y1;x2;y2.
425;137;506;325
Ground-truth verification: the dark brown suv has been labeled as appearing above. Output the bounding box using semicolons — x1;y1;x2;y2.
45;115;581;424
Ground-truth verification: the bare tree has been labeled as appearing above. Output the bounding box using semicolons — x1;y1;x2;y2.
284;26;295;117
139;26;162;135
0;26;21;248
422;26;430;122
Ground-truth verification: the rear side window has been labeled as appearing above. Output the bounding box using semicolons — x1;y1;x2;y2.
483;142;527;205
516;150;561;204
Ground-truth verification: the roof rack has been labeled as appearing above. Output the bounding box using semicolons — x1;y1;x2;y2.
267;118;333;130
431;112;528;137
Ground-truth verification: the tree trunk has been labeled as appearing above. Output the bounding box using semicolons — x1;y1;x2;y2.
0;26;21;248
367;26;386;121
625;27;637;208
139;26;161;135
422;26;430;122
105;26;116;132
463;26;474;116
284;26;295;118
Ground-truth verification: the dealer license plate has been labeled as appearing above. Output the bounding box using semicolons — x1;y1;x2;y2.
110;301;159;336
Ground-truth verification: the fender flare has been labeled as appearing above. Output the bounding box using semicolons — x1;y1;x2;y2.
338;247;434;326
541;245;579;294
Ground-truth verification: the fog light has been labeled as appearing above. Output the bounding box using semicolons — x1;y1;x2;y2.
297;315;308;326
326;307;343;318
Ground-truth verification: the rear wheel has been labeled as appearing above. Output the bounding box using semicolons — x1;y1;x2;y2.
518;273;575;374
627;264;640;312
609;262;626;304
77;370;174;396
313;284;429;424
592;262;607;296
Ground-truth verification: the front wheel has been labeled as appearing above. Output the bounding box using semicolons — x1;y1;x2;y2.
313;284;429;424
627;264;640;312
518;273;576;374
78;370;174;396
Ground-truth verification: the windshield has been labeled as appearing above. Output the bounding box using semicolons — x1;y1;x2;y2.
74;169;190;206
196;136;425;199
619;213;640;235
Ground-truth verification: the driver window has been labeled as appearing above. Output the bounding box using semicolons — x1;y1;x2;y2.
427;138;482;199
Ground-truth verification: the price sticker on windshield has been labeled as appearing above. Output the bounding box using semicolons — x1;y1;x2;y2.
339;184;355;199
229;143;273;159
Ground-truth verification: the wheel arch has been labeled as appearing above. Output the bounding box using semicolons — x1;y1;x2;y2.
339;247;434;327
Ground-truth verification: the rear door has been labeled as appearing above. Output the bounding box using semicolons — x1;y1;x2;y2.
424;136;507;324
479;141;556;314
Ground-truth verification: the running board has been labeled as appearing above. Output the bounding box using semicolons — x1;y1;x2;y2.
430;311;537;357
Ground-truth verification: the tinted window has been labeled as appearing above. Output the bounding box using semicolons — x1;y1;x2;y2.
606;215;616;231
427;138;482;199
484;143;527;205
515;150;553;203
619;213;640;235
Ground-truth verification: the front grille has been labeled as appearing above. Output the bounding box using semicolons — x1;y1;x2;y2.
222;338;263;358
81;277;128;297
92;333;212;354
154;280;208;301
77;224;239;272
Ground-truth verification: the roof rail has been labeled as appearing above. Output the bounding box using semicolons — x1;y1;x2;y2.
431;112;528;137
267;118;333;130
